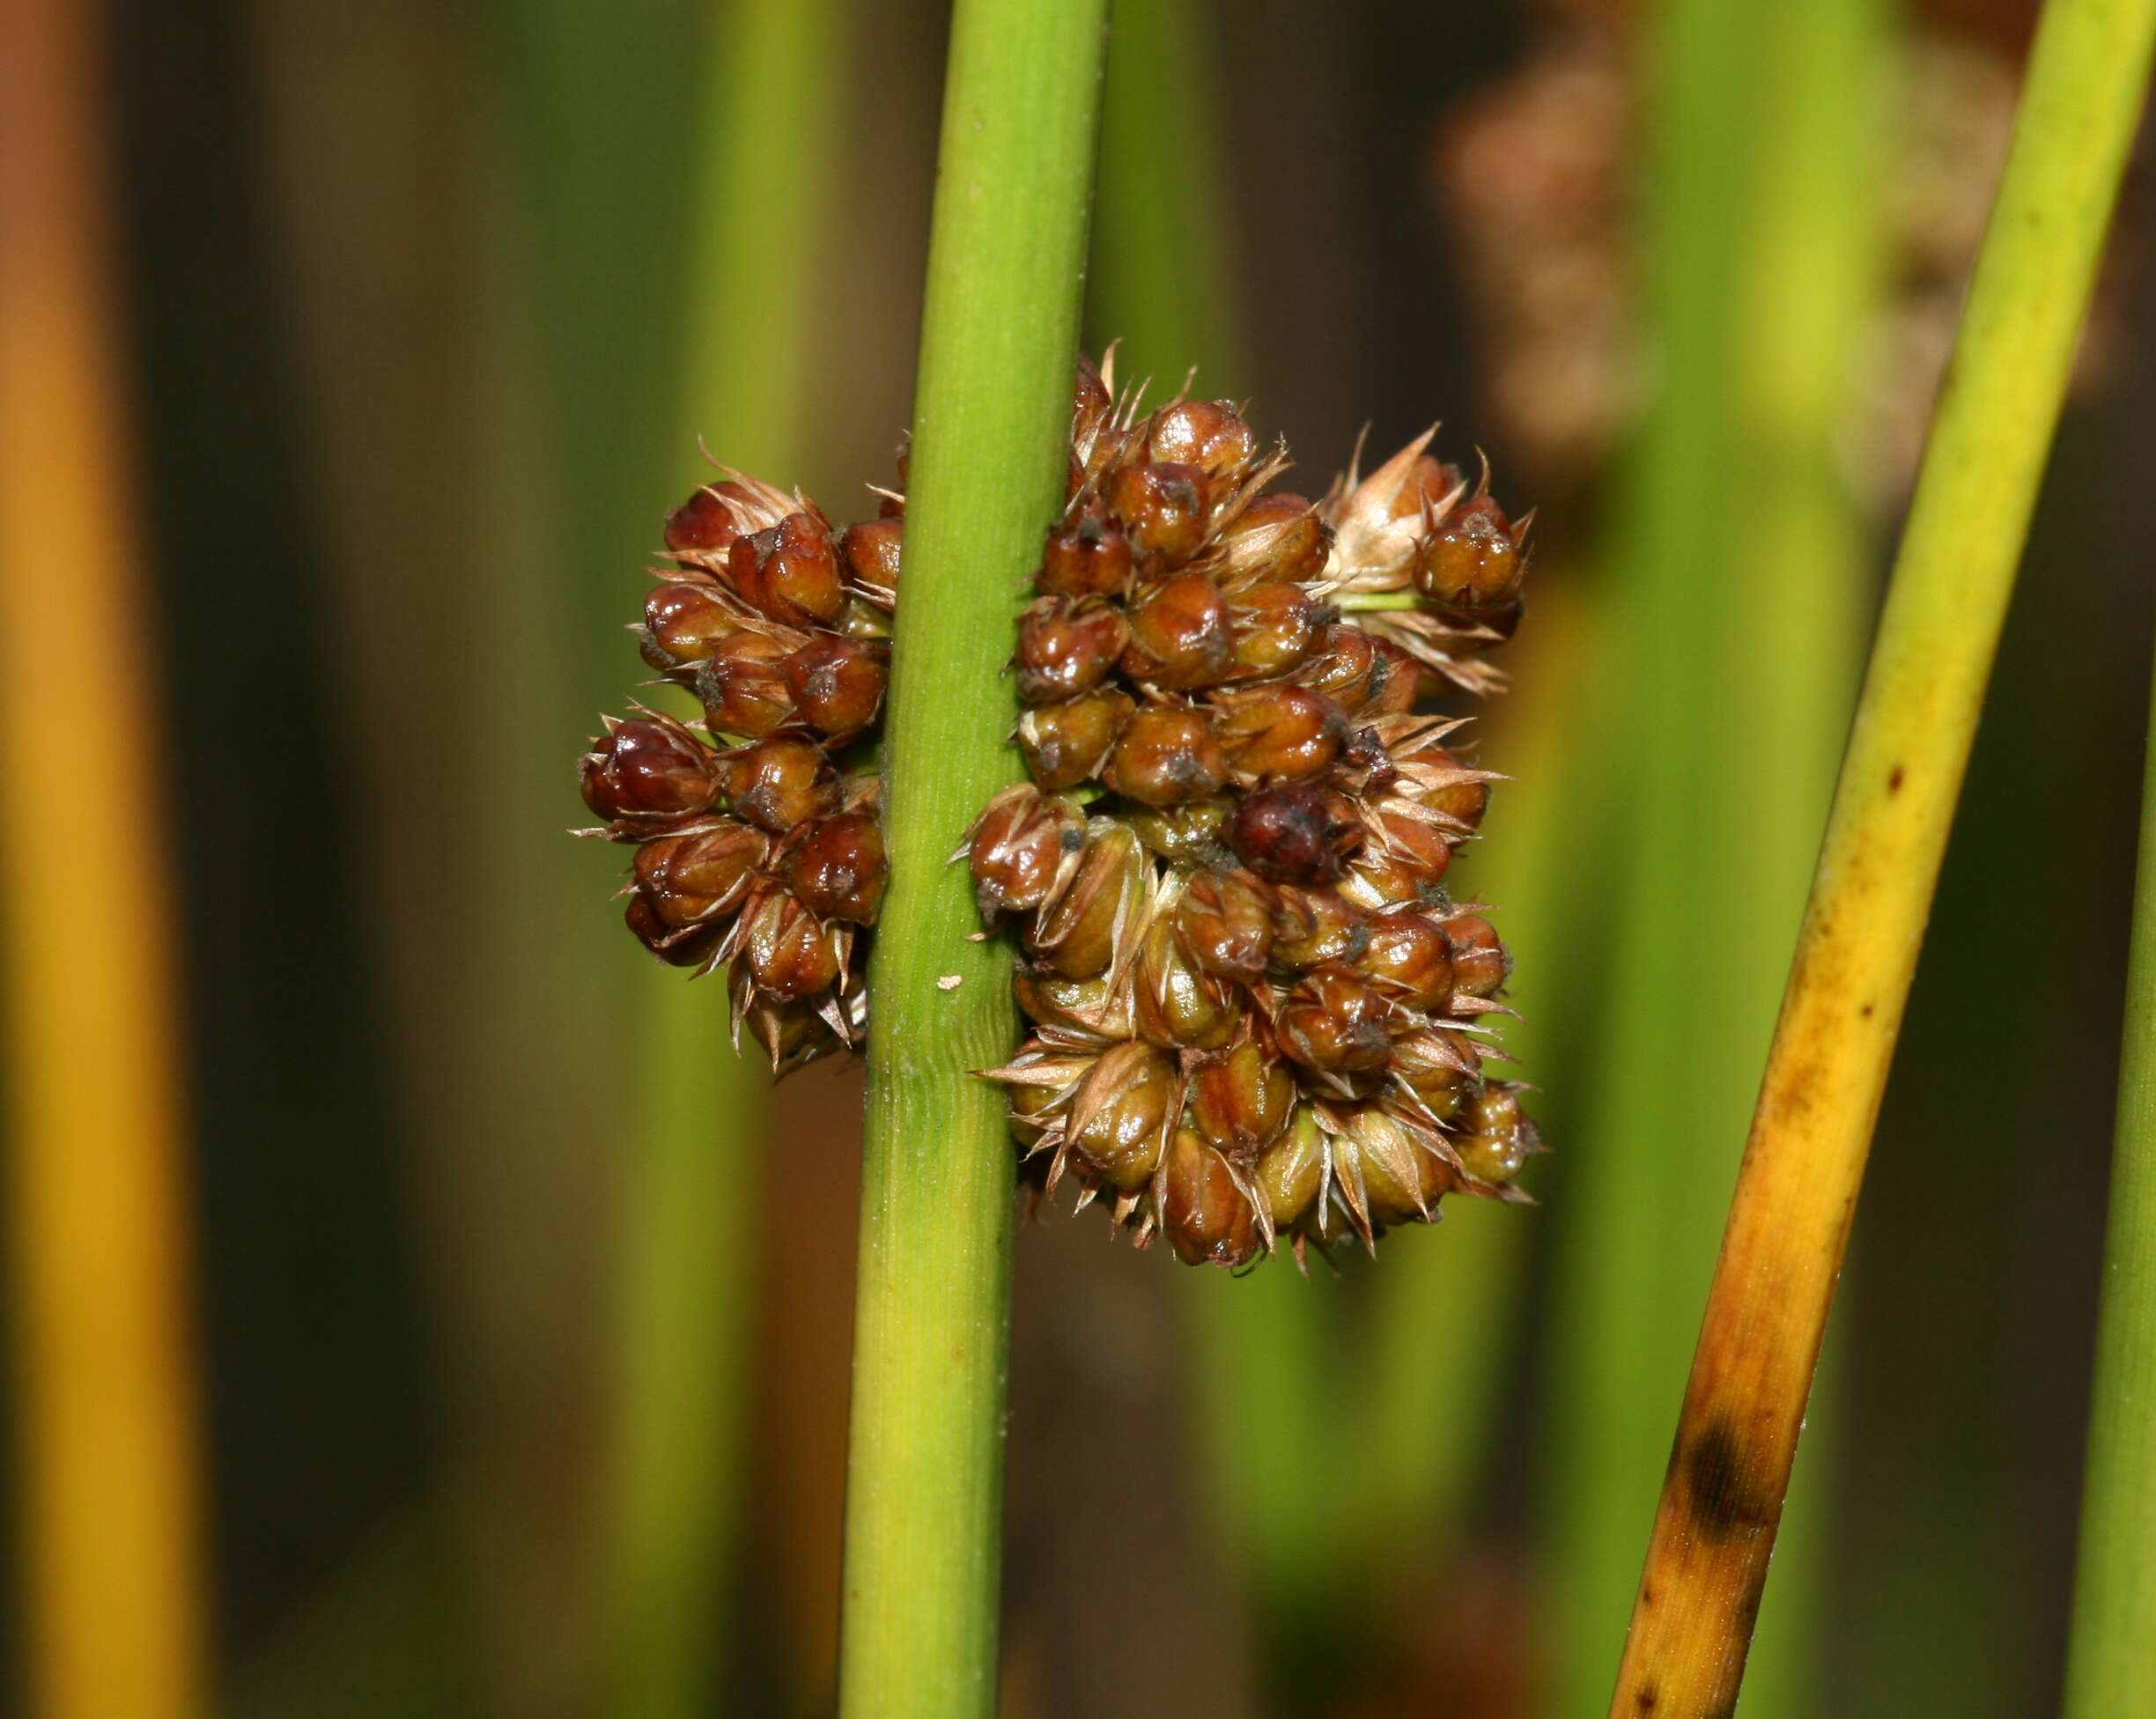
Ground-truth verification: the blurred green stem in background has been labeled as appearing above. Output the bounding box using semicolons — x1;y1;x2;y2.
2066;572;2156;1712
607;1;842;1713
837;1;1107;1710
1545;0;1882;1709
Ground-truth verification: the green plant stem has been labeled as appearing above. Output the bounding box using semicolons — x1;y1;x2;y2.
1547;0;1880;1707
2064;621;2156;1714
1607;0;2155;1708
607;3;840;1712
836;4;1108;1711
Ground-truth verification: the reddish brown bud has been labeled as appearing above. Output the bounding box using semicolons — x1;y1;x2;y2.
1189;1041;1295;1152
1343;811;1453;907
1106;461;1208;562
698;632;796;738
1455;1085;1531;1184
1417;749;1492;831
1390;1027;1481;1120
1038;505;1133;599
1124;796;1234;867
1214;686;1344;784
641;579;739;672
781;636;888;740
580;716;723;828
740;889;843;1001
1103;706;1229;808
1025;823;1141;980
838;517;902;598
1148;400;1257;489
1415;494;1525;609
1216;493;1329;586
1017;688;1133;791
1342;1109;1452;1226
1133;915;1240;1050
728;512;845;626
970;786;1084;918
1067;1042;1178;1191
1355;911;1457;1010
1270;886;1368;970
1120;572;1235;690
1163;1129;1262;1268
1292;623;1415;717
1015;597;1129;705
625;892;722;966
1229;581;1327;679
1445;913;1510;1000
720;738;840;834
1226;780;1360;884
632;820;770;930
1279;965;1395;1077
664;482;752;555
1173;867;1275;979
785;812;887;925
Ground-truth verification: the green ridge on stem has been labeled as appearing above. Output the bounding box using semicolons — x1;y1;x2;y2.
836;2;1109;1711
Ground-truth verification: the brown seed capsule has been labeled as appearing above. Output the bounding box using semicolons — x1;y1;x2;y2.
1148;400;1257;491
1214;686;1344;784
785;812;887;925
663;482;752;555
1038;504;1133;600
1446;913;1510;1001
1416;494;1525;609
1342;1109;1452;1227
720;737;839;835
1454;1085;1530;1184
1008;1080;1060;1153
641;579;740;672
1017;687;1133;791
625;892;722;966
970;785;1085;918
1215;492;1329;586
1106;460;1208;563
1292;623;1414;718
1124;795;1234;867
1270;885;1368;971
1163;1128;1263;1269
1012;969;1134;1041
838;517;902;599
1189;1040;1295;1152
1355;911;1458;1010
1103;706;1229;807
633;820;770;929
1173;867;1275;979
1015;597;1129;705
580;716;723;828
1389;1027;1481;1121
1133;915;1240;1050
740;889;843;1001
1226;781;1361;884
1067;1042;1178;1191
728;511;845;626
1279;965;1395;1077
1343;811;1454;907
1258;1106;1326;1229
1229;582;1327;679
698;631;796;738
1120;572;1236;690
1417;749;1492;832
781;636;887;740
1025;823;1141;980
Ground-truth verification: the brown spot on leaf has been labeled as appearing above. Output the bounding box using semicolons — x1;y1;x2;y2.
1887;764;1905;793
1684;1414;1776;1542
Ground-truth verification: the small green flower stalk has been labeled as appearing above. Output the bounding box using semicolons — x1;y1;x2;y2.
970;354;1540;1268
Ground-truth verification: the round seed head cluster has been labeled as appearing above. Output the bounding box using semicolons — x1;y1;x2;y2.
578;471;898;1072
971;355;1539;1270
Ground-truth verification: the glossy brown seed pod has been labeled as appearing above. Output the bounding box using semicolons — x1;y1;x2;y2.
1105;460;1208;563
1123;795;1234;867
1008;1081;1060;1153
1355;911;1458;1010
1445;912;1510;1000
1017;687;1133;792
1024;823;1141;981
784;812;888;925
663;480;757;555
1173;867;1275;980
1415;493;1525;610
1015;596;1129;705
1147;398;1258;486
1454;1085;1531;1184
1257;1106;1326;1229
1416;748;1493;831
1102;706;1229;808
1037;503;1133;599
1011;969;1134;1041
1189;1040;1295;1153
1342;811;1454;907
640;579;740;673
1226;780;1361;884
698;631;796;738
1215;492;1329;587
1229;581;1327;679
720;737;840;835
1389;1026;1482;1122
969;785;1084;918
1288;623;1407;718
1214;685;1345;784
1132;915;1240;1051
625;892;723;966
781;636;888;740
1342;1109;1454;1228
1270;885;1369;971
739;889;844;1001
1278;964;1396;1077
632;820;771;929
1066;1042;1178;1192
728;511;846;626
1163;1128;1263;1269
1120;572;1236;690
580;715;724;829
838;517;902;600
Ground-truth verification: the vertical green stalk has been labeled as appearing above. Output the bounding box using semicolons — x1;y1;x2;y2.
608;3;840;1713
1546;0;1880;1710
837;3;1108;1711
2064;613;2156;1715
